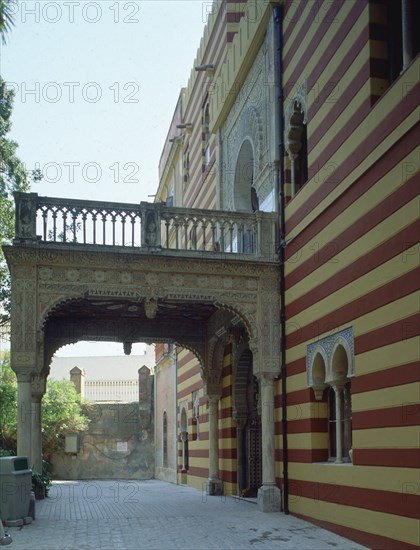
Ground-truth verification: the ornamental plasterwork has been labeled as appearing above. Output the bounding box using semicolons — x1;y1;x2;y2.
220;33;277;212
6;242;280;380
306;327;355;392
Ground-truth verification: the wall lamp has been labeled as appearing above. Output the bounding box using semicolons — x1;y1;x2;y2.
195;64;215;77
176;123;193;130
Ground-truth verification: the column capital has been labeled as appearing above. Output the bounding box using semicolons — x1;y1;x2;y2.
207;393;221;405
15;370;33;383
31;372;47;399
202;369;222;398
257;372;277;385
331;380;346;391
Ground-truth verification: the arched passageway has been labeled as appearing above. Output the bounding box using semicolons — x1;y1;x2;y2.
3;192;281;511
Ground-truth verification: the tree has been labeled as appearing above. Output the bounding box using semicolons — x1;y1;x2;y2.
0;0;16;44
0;352;17;452
41;379;89;461
0;353;90;461
0;6;42;327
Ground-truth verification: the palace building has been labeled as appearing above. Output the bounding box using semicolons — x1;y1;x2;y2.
4;2;418;549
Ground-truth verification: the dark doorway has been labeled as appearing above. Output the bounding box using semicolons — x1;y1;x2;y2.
235;349;262;497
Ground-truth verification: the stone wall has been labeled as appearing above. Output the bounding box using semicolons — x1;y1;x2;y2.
51;371;154;480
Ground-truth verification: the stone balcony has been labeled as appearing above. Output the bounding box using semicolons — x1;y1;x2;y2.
13;192;278;263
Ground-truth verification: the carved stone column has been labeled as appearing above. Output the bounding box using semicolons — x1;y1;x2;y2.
257;373;281;512
31;397;42;472
207;394;222;495
333;383;344;464
31;374;47;472
16;371;33;463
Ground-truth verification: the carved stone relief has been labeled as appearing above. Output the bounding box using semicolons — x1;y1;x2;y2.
220;37;276;211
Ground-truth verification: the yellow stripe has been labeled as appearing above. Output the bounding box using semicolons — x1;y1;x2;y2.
352;383;420;413
356;337;420;375
353;426;419;448
289;497;419;547
288;432;328;450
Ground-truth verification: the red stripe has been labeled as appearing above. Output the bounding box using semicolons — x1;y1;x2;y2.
355;312;419;354
353;448;420;468
221;385;232;398
184;466;208;479
220;448;236;459
188;449;208;458
219;427;236;439
288;478;419;519
220;469;236;483
286;388;315;406
352;362;420;394
353;405;420;429
287;357;306;377
276;449;328;463
276;417;327;435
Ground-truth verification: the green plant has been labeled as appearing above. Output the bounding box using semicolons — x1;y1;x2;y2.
0;448;14;457
32;459;52;496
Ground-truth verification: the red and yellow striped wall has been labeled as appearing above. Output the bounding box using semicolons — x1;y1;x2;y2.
280;1;419;547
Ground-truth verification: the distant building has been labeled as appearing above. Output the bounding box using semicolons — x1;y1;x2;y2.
51;345;156;402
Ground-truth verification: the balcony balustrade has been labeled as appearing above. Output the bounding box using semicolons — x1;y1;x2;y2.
12;192;278;261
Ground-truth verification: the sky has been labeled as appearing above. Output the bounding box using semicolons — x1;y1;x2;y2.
1;0;210;356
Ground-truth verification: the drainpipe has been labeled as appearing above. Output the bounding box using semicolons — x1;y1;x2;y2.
274;3;289;515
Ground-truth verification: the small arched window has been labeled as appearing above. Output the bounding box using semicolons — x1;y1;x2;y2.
307;329;354;464
285;81;308;199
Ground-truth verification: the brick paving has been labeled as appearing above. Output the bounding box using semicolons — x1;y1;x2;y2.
5;480;368;549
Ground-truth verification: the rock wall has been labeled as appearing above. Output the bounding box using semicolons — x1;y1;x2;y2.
52;373;154;480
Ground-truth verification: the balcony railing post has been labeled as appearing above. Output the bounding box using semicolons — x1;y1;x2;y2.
13;192;38;242
140;202;161;250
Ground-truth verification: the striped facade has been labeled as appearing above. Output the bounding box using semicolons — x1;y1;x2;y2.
155;1;419;548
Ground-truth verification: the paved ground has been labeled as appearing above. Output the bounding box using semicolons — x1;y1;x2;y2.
5;480;368;550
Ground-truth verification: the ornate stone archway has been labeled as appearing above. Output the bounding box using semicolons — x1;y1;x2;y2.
3;192;281;510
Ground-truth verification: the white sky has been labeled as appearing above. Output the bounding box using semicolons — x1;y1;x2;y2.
1;0;210;356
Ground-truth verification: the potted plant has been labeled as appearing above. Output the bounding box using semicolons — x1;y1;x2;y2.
32;460;52;500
